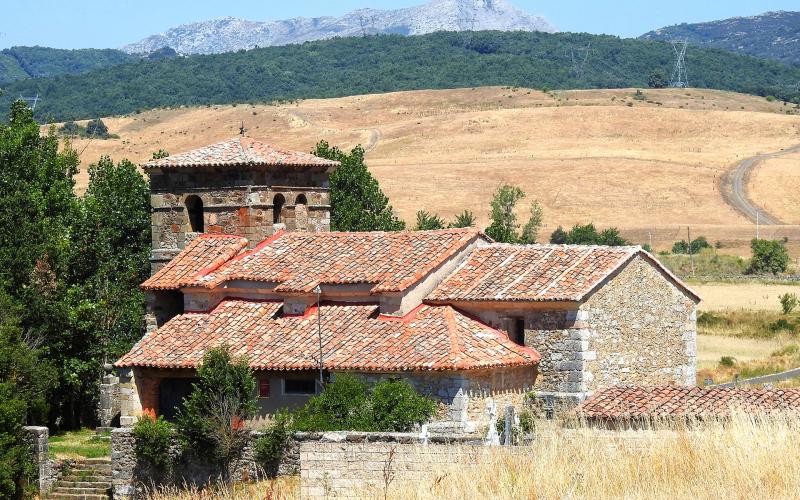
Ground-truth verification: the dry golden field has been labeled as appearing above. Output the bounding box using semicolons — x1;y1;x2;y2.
751;149;800;224
694;282;800;311
148;415;800;500
53;87;800;254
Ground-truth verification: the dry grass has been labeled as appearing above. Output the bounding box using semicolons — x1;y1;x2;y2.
696;334;786;371
366;414;800;499
147;477;298;500
750;149;800;224
698;343;800;385
694;282;800;312
50;87;800;256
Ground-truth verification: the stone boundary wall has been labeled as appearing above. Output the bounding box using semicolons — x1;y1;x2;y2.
23;426;64;493
111;428;474;499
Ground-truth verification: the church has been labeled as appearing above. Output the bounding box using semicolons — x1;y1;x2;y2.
114;137;699;429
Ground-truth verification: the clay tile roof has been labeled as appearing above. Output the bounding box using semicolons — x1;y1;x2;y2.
177;228;485;293
142;234;249;291
576;386;800;420
428;244;699;303
142;137;340;169
114;300;540;371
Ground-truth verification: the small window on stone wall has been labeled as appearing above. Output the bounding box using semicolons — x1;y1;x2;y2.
295;194;308;231
273;194;285;224
510;318;526;346
185;195;204;233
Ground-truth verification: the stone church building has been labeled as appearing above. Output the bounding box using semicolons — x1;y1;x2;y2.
114;137;699;428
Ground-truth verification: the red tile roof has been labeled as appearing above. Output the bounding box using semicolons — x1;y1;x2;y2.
115;300;540;371
147;228;485;293
143;234;250;291
142;137;340;169
576;386;800;420
428;244;699;303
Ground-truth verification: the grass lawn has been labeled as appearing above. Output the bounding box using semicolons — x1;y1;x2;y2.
49;428;111;459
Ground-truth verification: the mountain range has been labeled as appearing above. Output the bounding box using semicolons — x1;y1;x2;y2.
641;11;800;66
121;0;557;55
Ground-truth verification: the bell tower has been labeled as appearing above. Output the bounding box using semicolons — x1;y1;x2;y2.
143;137;339;274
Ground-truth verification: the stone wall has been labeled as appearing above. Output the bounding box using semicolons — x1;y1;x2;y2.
149;166;332;273
581;256;697;389
24;426;61;493
111;427;301;499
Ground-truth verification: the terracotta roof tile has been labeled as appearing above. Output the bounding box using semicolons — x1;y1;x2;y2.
115;300;540;371
149;228;485;293
428;244;699;302
576;386;800;420
142;137;340;169
142;234;249;291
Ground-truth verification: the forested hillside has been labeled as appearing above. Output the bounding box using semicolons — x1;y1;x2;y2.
0;46;135;84
642;11;800;66
3;31;800;122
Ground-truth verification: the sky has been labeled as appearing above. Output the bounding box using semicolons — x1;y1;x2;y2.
0;0;797;50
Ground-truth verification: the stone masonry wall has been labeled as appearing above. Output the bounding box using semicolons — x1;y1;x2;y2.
24;426;61;493
149;166;331;273
357;366;536;428
581;256;697;389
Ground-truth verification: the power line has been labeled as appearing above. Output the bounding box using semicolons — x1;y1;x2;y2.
18;93;40;111
456;0;478;48
670;40;689;88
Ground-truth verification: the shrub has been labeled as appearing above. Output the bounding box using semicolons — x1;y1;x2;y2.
176;346;257;469
719;356;736;367
253;412;291;477
414;210;446;231
291;374;370;432
697;311;723;327
769;318;794;333
370;379;436;432
550;226;567;244
748;239;789;275
449;210;476;229
647;69;668;89
291;374;436;432
133;415;174;470
780;293;798;314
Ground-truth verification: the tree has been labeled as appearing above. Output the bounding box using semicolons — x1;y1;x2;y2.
748;239;789;275
520;200;544;244
485;185;525;243
598;227;628;246
151;149;169;160
550;226;567;244
0;101;78;428
85;118;109;138
690;236;711;254
647;69;668;89
414;211;445;231
565;223;600;245
0;290;56;498
67;156;150;410
313;141;405;231
449;210;476;229
176;346;257;473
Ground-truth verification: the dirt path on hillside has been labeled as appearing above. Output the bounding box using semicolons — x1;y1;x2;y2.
720;144;800;225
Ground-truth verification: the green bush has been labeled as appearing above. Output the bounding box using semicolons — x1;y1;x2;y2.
133;415;174;470
748;239;789;275
719;356;736;367
779;293;798;314
370;379;437;432
291;374;370;432
175;346;257;467
769;318;794;333
253;412;290;477
291;374;436;432
697;311;723;327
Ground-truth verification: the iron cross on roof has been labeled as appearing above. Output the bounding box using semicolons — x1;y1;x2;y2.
239;121;247;136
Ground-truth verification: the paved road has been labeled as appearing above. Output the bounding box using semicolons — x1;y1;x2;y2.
720;144;800;225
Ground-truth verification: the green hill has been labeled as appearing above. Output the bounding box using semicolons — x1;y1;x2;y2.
3;31;799;122
0;46;135;84
641;11;800;66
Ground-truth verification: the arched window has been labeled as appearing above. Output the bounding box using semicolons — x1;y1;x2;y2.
273;194;285;224
185;195;204;233
295;194;308;231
